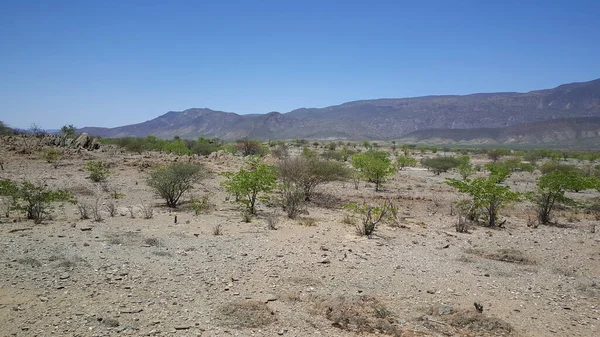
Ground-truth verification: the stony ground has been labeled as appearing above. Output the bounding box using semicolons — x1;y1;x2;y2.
0;141;599;337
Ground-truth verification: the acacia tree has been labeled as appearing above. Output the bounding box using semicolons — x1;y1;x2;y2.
351;150;396;191
60;124;77;138
147;163;206;208
446;174;520;227
221;157;277;214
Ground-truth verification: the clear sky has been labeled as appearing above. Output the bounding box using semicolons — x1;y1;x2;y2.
1;0;599;129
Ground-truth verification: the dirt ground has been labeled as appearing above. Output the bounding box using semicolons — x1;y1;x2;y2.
0;140;599;337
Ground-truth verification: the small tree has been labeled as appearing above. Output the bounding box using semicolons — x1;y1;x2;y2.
221;157;277;214
396;155;417;170
446;175;520;227
529;171;571;225
60;124;77;138
147;163;206;208
352;150;396;191
85;161;110;182
458;159;474;180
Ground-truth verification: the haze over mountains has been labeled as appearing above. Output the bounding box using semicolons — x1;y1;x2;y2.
80;78;600;146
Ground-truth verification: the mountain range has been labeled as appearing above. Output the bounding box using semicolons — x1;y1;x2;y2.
80;78;600;146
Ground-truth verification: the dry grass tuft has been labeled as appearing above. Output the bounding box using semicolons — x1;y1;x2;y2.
466;248;536;265
217;300;277;328
313;295;401;336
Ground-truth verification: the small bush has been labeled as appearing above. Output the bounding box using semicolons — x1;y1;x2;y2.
421;156;462;175
265;211;279;230
345;200;395;238
43;148;62;167
105;202;117;217
298;216;317;227
147;163;207;208
213;224;223;235
190;195;212;215
280;184;306;219
10;181;75;224
77;203;90;219
140;202;153;219
85;161;110;182
91;198;103;222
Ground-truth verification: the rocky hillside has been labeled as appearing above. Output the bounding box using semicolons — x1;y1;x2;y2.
80;78;600;142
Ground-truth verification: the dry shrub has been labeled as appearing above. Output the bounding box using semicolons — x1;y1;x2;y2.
213;224;223;236
298;216;317;227
144;237;162;247
217;301;276;328
423;305;514;336
466;248;536;265
313;295;401;336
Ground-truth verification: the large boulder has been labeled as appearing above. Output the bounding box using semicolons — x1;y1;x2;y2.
73;133;91;148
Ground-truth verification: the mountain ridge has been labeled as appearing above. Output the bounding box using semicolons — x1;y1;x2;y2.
79;78;600;143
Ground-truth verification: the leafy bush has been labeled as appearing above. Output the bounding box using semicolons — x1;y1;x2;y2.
147;163;206;208
43;148;62;167
352;150;396;191
85;161;110;182
446;174;520;227
221;157;277;214
344;200;396;238
277;156;352;201
420;156;462;175
396;155;417;170
1;180;75;224
529;171;573;225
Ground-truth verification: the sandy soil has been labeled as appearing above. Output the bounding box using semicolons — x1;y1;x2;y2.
0;141;599;337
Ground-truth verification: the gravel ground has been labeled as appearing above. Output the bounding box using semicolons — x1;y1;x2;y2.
1;142;599;337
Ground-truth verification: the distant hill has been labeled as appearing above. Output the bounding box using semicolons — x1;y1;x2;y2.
400;117;600;148
80;78;600;145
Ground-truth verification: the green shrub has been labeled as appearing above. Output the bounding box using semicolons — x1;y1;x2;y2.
352;150;396;191
278;156;352;201
446;174;520;227
85;161;110;182
396;155;417;170
421;156;462;175
1;180;75;224
221;157;277;214
147;163;206;208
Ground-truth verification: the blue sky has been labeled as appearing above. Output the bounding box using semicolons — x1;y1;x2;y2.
1;0;599;129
